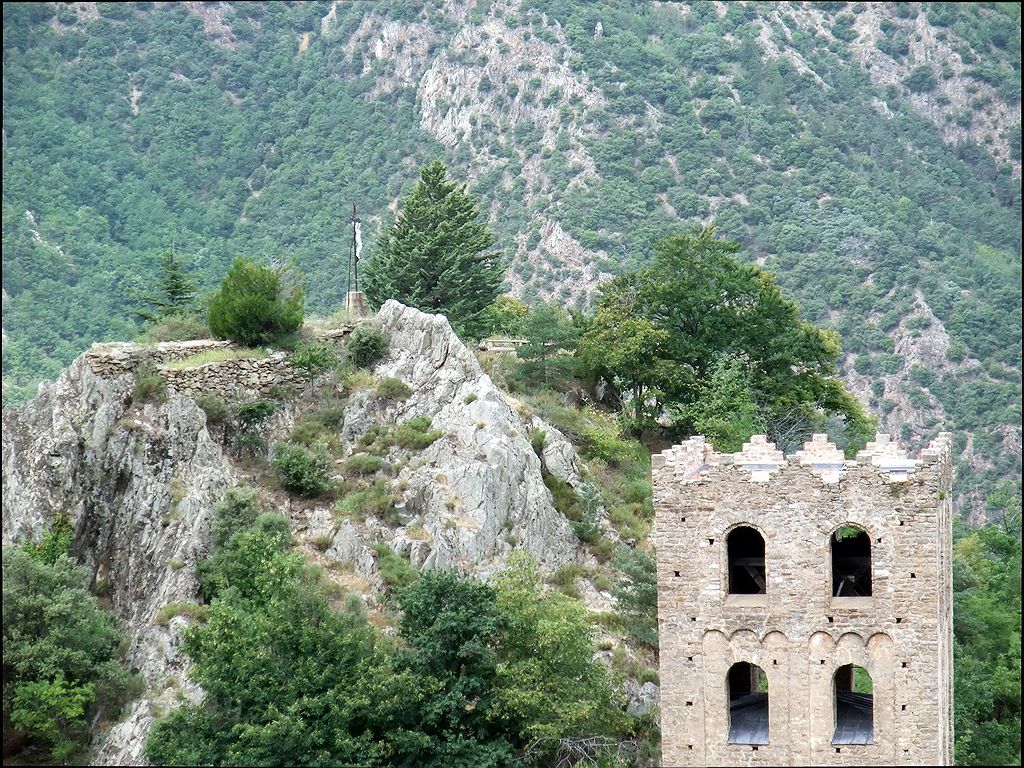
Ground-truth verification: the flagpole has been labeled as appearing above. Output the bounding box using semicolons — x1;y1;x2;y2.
345;203;367;317
351;202;359;293
345;206;353;297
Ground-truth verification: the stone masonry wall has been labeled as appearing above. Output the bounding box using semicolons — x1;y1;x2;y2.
83;327;353;399
652;433;954;767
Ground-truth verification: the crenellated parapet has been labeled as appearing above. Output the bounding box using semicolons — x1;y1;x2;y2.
733;434;787;482
652;432;952;487
793;433;848;484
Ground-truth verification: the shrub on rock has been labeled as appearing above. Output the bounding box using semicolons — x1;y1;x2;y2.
272;442;332;497
208;257;304;346
348;325;388;369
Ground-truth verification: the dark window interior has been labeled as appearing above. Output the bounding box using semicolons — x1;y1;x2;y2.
833;664;873;744
728;662;769;744
831;527;872;597
728;526;766;594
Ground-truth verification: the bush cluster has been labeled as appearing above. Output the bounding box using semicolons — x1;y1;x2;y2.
345;453;388;476
390;416;443;450
357;417;443;454
272;442;333;497
335;479;397;523
208;257;304;346
376;376;412;400
347;325;389;369
290;340;338;382
132;365;167;405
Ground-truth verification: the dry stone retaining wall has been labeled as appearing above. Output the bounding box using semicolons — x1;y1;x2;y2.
83;327;354;399
653;432;954;766
157;353;302;398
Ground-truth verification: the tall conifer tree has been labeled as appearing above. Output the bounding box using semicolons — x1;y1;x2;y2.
363;160;504;339
133;251;197;322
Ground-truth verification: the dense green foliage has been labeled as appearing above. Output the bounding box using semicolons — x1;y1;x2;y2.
610;547;658;649
680;356;764;453
579;227;873;444
3;527;133;763
146;491;634;767
347;324;389;369
363;159;504;339
271;441;333;498
19;514;74;566
515;301;579;388
952;504;1022;766
208;257;304;345
482;296;530;338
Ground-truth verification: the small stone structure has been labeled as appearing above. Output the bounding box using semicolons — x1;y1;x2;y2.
477;337;528;355
652;432;953;766
84;327;354;399
345;291;368;317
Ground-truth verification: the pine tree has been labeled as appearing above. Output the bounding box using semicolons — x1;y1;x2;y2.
208;257;304;346
362;160;504;340
516;302;579;387
133;251;197;322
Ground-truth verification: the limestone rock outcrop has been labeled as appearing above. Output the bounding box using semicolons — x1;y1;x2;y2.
2;356;236;764
335;300;583;579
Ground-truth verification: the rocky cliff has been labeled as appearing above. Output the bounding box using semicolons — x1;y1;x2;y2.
1;301;596;763
329;299;585;580
2;356;229;764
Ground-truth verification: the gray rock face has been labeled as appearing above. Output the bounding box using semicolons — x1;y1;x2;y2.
2;356;235;765
625;680;661;718
338;300;582;579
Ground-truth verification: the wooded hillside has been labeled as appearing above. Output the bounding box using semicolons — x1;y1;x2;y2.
2;0;1020;516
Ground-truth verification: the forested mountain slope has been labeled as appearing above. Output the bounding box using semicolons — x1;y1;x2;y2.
2;0;1020;517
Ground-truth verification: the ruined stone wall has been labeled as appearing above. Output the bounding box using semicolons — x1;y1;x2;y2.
155;353;303;398
84;339;234;376
652;433;954;767
83;327;353;400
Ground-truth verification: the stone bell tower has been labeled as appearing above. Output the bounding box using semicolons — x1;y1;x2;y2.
652;433;953;766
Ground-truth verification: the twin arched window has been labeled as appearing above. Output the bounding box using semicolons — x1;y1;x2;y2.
725;524;873;597
725;662;874;746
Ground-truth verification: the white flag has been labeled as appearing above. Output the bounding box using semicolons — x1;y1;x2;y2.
354;221;363;263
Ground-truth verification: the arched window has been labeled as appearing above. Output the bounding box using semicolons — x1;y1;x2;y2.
833;664;873;744
831;525;872;597
727;662;769;744
727;526;766;594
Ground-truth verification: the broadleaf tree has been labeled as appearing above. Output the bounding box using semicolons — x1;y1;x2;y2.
362;160;504;340
3;542;133;762
579;226;873;446
146;494;634;768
